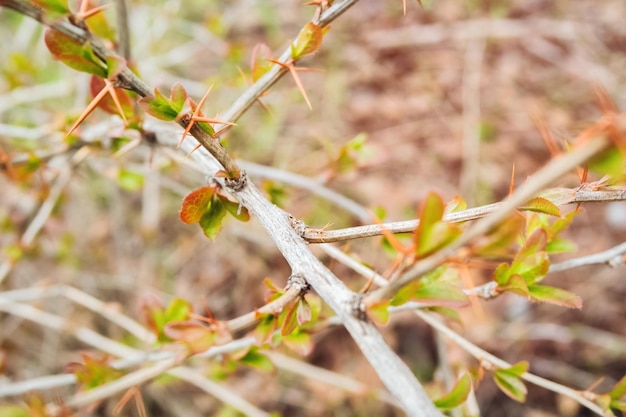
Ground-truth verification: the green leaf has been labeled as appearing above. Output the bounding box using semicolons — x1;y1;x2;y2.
85;4;116;42
434;373;472;409
367;300;390;325
282;330;313;355
31;0;69;20
117;168;143;191
445;196;467;214
238;349;274;372
218;194;250;222
588;147;625;178
520;197;561;216
44;28;107;77
493;367;527;402
254;314;277;345
199;198;227;240
392;266;467;307
291;22;323;60
425;306;462;324
414;192;462;258
498;274;529;297
510;251;550;285
546;236;577;254
138;88;180;121
610;374;626;400
165;298;192;323
180;186;216;224
610;399;626;412
527;285;583;309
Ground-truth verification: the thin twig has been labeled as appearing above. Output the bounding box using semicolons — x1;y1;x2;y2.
303;187;626;243
549;241;626;272
365;135;612;304
413;310;608;416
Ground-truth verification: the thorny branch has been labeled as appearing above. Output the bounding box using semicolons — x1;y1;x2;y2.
0;1;442;415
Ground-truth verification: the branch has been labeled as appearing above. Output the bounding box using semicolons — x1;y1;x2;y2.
550;240;626;272
365;135;613;304
303;187;626;243
413;310;608;416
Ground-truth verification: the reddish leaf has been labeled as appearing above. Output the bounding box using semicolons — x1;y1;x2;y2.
164;321;220;355
170;82;188;113
179;186;216;224
89;76;134;120
280;301;299;336
44;28;107;77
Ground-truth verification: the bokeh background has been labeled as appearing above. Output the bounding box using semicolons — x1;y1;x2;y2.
1;0;625;415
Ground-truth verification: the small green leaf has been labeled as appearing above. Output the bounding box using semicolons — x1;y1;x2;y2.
445;196;467;214
588;147;625;178
610;399;626;412
520;197;561;217
218;194;250;222
254;314;277;345
31;0;69;19
85;4;116;42
291;22;323;60
165;298;192;323
282;330;313;355
434;373;472;409
199;198;227;240
44;28;107;77
546;236;577;254
138;88;179;121
117;168;144;191
493;368;527;402
180;186;216;224
610;374;626;400
498;274;529;297
506;361;529;377
414;192;462;258
527;285;583;309
367;300;390;325
238;349;274;372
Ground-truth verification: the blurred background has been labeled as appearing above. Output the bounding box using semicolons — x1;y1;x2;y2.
1;0;625;415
